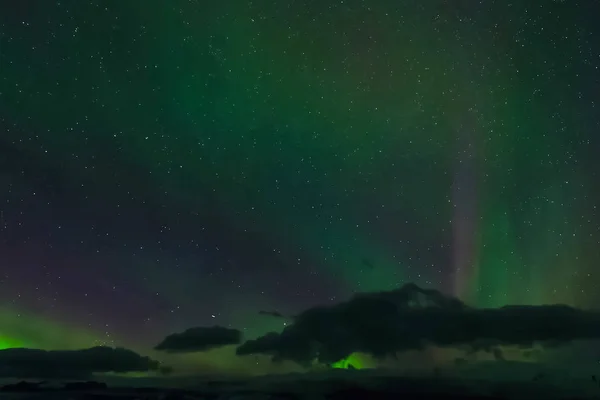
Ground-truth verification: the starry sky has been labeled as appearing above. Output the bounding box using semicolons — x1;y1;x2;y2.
1;0;599;376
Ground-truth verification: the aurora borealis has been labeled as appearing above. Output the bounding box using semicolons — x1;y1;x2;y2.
1;0;599;376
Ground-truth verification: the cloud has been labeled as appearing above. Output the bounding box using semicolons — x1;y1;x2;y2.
258;310;286;319
0;346;160;379
236;283;600;366
492;348;505;361
155;326;242;353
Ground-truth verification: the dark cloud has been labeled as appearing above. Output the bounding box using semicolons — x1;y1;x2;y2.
155;326;242;353
0;346;160;379
236;283;600;366
492;348;505;361
258;310;286;319
159;366;174;376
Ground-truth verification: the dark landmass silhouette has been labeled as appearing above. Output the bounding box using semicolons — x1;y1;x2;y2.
63;381;108;391
1;367;600;400
0;381;44;392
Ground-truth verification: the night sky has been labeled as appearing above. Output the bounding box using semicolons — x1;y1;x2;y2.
1;0;600;376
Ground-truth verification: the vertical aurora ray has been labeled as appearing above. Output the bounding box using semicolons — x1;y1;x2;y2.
451;119;480;304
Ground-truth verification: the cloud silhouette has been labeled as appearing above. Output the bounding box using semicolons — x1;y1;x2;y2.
258;310;286;319
236;283;600;366
0;346;160;379
155;326;242;353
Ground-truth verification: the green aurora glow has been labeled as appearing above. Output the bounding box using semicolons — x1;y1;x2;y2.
330;353;365;370
0;1;598;375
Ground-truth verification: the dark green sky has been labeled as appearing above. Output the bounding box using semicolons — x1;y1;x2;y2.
0;0;599;374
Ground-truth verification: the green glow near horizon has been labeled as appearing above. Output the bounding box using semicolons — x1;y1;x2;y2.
0;307;110;351
0;336;24;350
331;353;364;370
